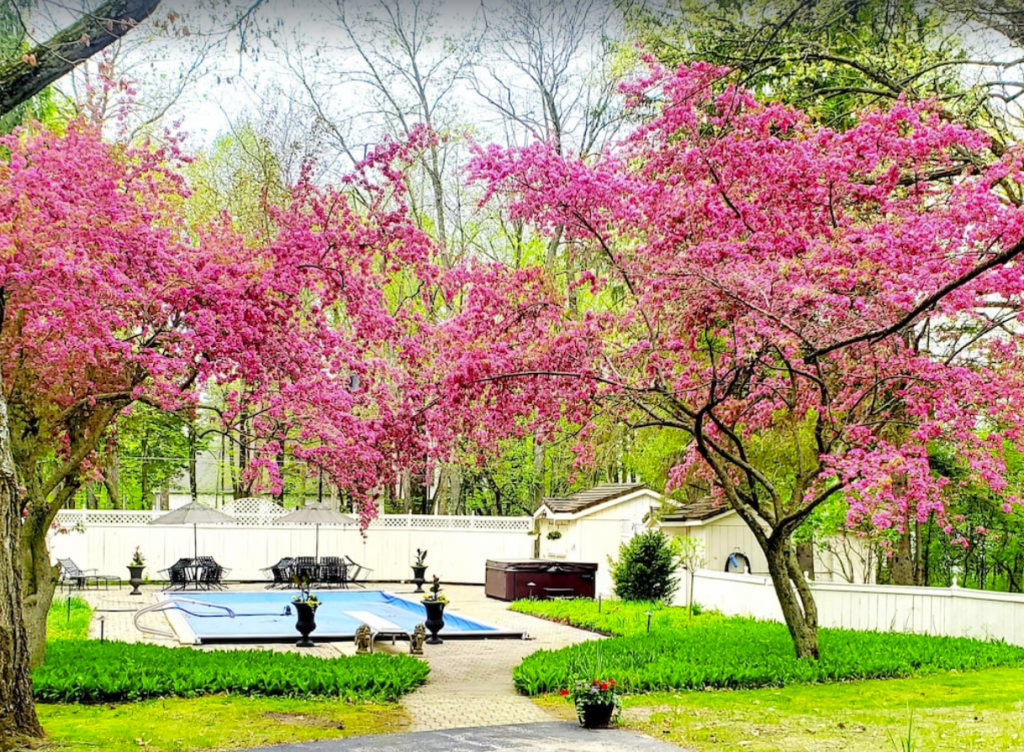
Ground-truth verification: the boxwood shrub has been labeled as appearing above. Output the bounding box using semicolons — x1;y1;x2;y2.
513;618;1024;695
34;640;430;703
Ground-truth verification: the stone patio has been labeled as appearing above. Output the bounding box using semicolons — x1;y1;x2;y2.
76;583;599;731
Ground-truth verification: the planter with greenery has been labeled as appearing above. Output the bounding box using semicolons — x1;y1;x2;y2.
292;590;321;647
127;547;145;596
422;576;447;645
411;548;428;593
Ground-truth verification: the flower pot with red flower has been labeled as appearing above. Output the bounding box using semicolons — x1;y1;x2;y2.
562;677;621;728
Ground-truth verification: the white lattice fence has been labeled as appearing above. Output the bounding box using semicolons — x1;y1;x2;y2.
50;511;534;583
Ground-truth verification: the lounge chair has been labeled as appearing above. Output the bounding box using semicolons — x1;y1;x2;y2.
344;555;372;588
58;558;120;591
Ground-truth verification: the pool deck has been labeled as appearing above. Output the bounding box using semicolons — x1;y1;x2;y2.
77;583;601;732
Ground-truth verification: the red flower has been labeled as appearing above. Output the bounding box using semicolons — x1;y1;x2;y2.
609;679;616;686
600;681;609;691
559;689;569;696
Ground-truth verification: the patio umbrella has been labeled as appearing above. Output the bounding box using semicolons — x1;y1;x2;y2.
149;501;237;560
274;506;356;563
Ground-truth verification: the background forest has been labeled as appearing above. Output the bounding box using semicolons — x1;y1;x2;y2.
8;0;1024;593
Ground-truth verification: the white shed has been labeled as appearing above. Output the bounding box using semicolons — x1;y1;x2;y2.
658;500;875;587
534;483;667;596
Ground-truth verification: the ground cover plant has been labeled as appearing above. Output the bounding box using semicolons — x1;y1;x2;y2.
510;597;712;636
34;640;429;703
512;604;1024;695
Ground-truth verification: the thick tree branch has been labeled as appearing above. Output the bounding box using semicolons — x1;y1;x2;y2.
0;0;162;117
808;235;1024;360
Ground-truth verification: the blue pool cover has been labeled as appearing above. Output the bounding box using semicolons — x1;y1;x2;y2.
160;590;524;644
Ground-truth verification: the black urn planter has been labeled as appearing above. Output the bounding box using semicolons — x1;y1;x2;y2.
578;702;616;729
127;565;145;596
423;601;445;644
294;603;318;647
411;566;427;593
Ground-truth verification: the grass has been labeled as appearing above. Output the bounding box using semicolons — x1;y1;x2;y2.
46;596;91;641
532;667;1024;752
509;597;715;636
37;695;408;752
512;599;1024;695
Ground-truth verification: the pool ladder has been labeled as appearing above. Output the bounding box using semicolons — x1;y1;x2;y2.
133;597;236;640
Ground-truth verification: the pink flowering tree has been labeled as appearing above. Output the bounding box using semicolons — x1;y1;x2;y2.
0;122;444;679
462;63;1024;658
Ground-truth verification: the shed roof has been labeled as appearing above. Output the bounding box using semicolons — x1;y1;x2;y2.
660;496;729;522
539;483;651;516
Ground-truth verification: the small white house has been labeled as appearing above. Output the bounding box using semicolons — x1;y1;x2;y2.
534;483;666;595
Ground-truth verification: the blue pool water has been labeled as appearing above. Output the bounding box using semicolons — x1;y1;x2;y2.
160;590;522;644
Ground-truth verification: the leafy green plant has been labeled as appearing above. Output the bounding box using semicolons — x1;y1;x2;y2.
546;530;562;540
33;640;429;703
610;530;679;602
512;617;1024;696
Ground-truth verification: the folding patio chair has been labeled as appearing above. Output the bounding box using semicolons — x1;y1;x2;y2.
292;556;319;586
160;558;192;591
260;557;294;589
319;556;348;589
343;555;372;588
58;558;120;592
196;556;229;590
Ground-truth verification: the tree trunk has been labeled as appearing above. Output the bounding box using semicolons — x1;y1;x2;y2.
0;388;43;745
18;507;57;669
188;422;198;504
765;538;819;660
891;526;915;585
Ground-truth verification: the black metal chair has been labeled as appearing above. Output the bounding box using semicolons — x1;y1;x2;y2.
344;555;372;588
160;558;192;591
58;558;120;592
261;557;294;589
196;556;228;590
292;556;319;586
319;556;348;589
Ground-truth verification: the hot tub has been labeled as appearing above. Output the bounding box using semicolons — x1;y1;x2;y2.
485;559;597;601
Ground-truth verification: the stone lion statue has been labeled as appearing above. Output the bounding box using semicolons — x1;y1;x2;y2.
410;623;426;655
355;623;372;654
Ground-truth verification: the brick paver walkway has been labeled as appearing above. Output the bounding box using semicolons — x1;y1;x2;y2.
76;584;598;731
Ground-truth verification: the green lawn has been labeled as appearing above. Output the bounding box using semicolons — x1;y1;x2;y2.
38;695;408;752
540;667;1024;752
36;597;416;752
518;598;1024;750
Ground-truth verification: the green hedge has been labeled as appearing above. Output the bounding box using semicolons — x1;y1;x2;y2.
34;640;430;703
513;618;1024;695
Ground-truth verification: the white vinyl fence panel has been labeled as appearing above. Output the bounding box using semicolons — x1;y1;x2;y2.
692;569;1024;647
50;511;533;584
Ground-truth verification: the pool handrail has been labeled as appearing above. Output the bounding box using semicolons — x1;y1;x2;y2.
133;597;237;640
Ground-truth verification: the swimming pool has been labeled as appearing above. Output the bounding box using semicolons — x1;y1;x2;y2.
158;590;524;644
